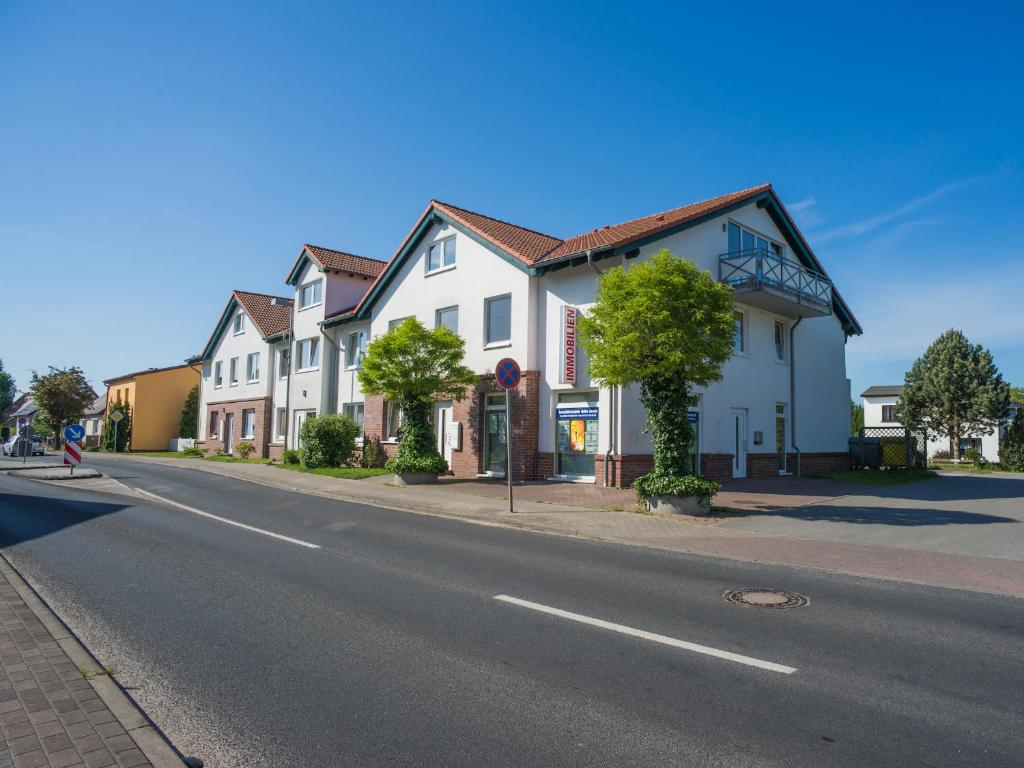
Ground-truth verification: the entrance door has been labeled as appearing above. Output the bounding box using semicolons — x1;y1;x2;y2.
294;410;316;449
483;394;507;476
434;401;453;465
224;412;234;455
731;408;748;478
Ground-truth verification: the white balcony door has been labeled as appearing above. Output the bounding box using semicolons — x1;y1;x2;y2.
434;401;453;465
224;413;234;455
731;408;748;479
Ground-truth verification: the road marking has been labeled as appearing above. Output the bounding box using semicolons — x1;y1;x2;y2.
132;486;321;549
494;595;797;674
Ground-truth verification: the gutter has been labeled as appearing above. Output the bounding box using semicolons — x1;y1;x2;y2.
587;249;621;488
789;317;803;476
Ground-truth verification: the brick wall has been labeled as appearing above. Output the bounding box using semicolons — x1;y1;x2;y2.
701;453;733;482
792;451;850;474
594;454;654;488
747;452;780;478
204;397;273;458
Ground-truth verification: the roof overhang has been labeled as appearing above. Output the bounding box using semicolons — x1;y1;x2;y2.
285;246;322;287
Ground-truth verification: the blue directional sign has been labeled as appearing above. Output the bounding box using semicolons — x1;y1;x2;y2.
64;423;86;442
495;358;521;390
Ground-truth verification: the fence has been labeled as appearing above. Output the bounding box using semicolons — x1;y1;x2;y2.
849;427;927;470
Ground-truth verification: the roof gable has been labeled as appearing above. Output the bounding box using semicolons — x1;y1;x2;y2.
194;290;292;361
285;244;386;285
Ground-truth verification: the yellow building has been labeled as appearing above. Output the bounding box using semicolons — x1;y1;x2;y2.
103;364;200;451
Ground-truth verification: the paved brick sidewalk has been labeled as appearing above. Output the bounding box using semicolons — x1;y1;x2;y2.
0;557;183;768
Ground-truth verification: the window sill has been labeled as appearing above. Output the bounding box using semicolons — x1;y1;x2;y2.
214;385;223;390
294;367;320;374
233;331;245;336
425;264;456;277
732;352;750;359
229;382;239;387
484;341;512;350
297;303;323;312
344;365;360;372
247;379;260;385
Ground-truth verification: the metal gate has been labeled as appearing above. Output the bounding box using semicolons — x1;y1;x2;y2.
849;427;927;470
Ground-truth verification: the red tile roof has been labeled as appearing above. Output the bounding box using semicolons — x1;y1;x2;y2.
233;290;293;338
431;201;563;265
303;244;387;279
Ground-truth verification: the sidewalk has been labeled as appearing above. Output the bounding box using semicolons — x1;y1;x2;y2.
80;454;1024;599
0;556;184;768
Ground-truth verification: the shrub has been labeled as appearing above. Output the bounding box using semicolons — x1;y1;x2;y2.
633;470;719;504
298;414;359;469
999;412;1024;471
360;436;388;468
963;447;984;466
235;440;255;458
282;449;300;465
181;446;204;458
385;452;449;476
931;449;952;460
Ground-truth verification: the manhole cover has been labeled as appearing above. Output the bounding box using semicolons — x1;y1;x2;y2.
723;589;808;609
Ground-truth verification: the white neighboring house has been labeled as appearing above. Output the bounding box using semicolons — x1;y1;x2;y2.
191;290;293;458
861;384;1020;462
79;395;106;447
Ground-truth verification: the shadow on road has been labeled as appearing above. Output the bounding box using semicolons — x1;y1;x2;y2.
716;504;1018;526
0;490;132;547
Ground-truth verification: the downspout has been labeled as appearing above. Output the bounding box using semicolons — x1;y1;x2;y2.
272;297;293;451
588;249;619;487
188;362;203;445
789;317;803;476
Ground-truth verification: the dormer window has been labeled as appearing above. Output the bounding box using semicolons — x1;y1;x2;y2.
427;237;456;273
233;312;246;335
299;279;323;310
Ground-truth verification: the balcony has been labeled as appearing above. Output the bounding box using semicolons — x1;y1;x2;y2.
719;248;832;318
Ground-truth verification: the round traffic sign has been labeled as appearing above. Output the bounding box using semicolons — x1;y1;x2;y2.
64;423;85;442
495;358;521;390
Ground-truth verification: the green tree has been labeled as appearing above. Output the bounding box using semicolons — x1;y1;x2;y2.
851;400;864;435
1010;386;1024;405
29;367;96;446
358;318;476;476
102;399;132;452
0;359;15;414
178;384;199;439
896;330;1010;459
999;410;1024;471
577;250;734;500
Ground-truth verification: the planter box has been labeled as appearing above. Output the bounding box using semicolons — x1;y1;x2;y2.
647;495;712;516
168;438;196;452
393;473;439;486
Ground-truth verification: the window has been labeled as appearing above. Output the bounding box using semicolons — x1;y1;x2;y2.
435;306;459;334
233;312;245;335
342;403;364;431
389;316;413;332
209;411;219;438
214;361;223;388
276;408;287;440
296;338;320;370
229;357;239;385
733;312;746;353
385;401;402;441
881;405;897;423
242;409;255;438
727;222;783;257
299;279;323;309
246;352;260;383
427;237;456;272
774;321;786;361
345;331;368;369
278;348;289;379
485;294;511;345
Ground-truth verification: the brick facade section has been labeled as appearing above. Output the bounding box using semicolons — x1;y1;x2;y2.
204;396;274;458
793;451;850;474
700;453;734;482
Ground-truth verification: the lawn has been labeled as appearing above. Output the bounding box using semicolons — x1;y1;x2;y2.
930;460;1016;474
275;463;390;480
813;469;939;485
202;455;271;464
121;450;194;458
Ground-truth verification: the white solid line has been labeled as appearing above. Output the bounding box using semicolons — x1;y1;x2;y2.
132;486;321;549
494;595;797;674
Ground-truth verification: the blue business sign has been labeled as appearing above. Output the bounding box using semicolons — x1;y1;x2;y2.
556;406;599;420
64;423;86;442
686;409;699;423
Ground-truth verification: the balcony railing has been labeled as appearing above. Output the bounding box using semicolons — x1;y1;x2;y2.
719;248;832;316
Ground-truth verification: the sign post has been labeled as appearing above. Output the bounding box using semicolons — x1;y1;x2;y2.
63;424;85;476
494;358;522;514
109;409;124;452
18;425;33;465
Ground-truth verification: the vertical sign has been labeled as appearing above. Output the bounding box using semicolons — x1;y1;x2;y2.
561;305;577;385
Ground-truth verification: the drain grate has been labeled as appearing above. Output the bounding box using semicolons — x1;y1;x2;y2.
724;589;808;609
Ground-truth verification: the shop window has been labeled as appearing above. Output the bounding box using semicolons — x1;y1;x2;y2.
555;392;598;479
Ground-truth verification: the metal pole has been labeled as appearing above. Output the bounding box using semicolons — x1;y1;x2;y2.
114;421;119;453
506;388;513;513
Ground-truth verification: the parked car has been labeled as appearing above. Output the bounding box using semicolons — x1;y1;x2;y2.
3;436;45;456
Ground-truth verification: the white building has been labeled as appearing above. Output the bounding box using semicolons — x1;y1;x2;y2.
192;183;861;484
862;385;1020;462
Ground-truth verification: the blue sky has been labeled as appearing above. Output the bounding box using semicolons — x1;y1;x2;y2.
2;1;1022;400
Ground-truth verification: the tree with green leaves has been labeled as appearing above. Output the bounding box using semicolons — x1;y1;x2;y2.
358;317;476;476
577;250;735;501
102;399;132;452
851;400;864;436
0;359;15;414
29;367;96;447
896;330;1010;459
1010;386;1024;405
999;410;1024;471
178;384;199;439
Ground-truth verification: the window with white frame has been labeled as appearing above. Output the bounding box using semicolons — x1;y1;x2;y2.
774;321;786;361
485;294;511;345
229;357;239;385
233;312;246;335
278;347;289;378
276;408;287;440
296;338;320;370
208;411;219;438
214;361;223;388
727;221;784;257
246;352;260;383
435;306;459;334
345;331;368;369
242;408;255;438
385;401;402;441
881;405;897;423
299;279;323;310
342;403;364;431
733;312;746;354
427;237;456;273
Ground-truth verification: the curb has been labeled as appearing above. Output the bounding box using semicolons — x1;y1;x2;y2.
0;553;189;768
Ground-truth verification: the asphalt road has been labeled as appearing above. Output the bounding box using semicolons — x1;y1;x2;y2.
1;456;1022;767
